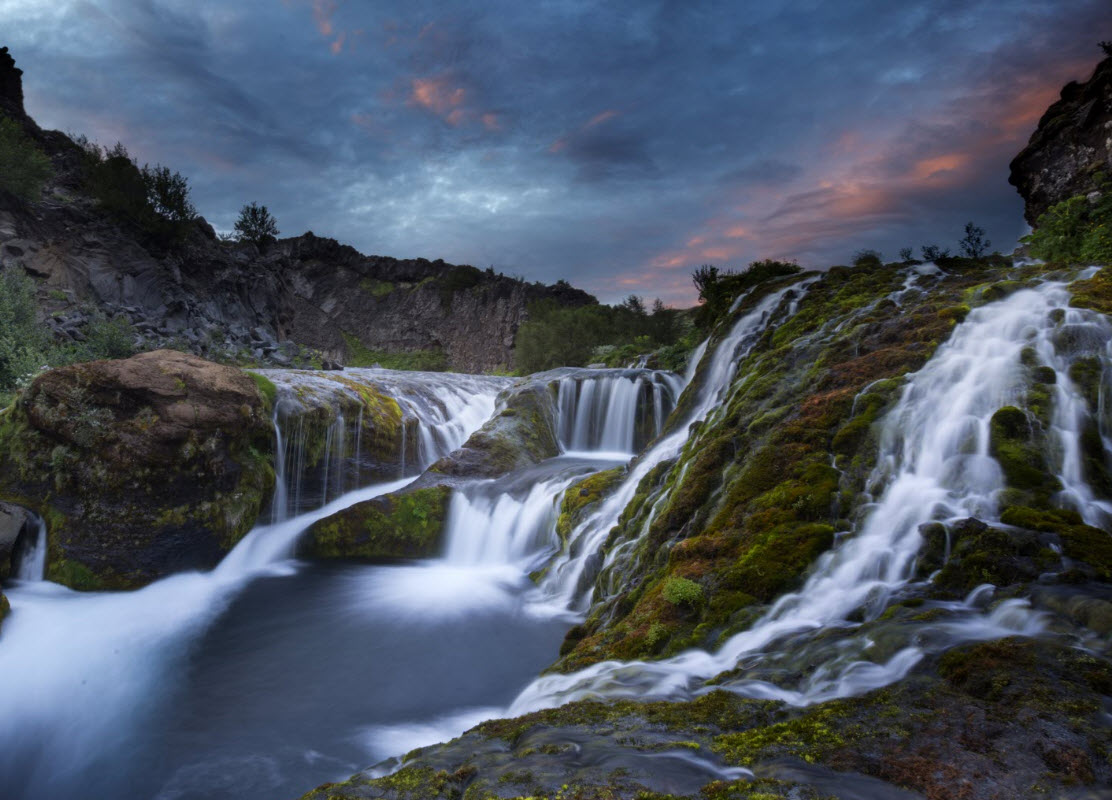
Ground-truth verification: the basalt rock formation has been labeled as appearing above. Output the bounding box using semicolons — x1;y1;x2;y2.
0;49;592;373
1009;54;1112;225
0;349;275;589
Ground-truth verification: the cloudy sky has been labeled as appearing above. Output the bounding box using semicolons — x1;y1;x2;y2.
2;1;1109;304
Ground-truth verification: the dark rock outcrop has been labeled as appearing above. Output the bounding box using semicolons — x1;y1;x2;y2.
0;48;594;373
0;46;24;119
0;350;275;589
1010;55;1112;225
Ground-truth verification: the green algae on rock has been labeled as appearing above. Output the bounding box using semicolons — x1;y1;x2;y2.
0;350;275;590
300;485;453;560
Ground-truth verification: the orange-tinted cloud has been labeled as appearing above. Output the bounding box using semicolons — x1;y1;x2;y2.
584;109;619;129
410;76;466;114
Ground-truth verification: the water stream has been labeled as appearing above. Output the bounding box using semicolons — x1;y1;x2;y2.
0;274;1109;798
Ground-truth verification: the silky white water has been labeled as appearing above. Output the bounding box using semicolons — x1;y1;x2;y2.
554;369;683;454
539;282;810;608
0;369;505;799
508;279;1106;713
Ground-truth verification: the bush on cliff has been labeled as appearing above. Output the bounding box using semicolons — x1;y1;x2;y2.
76;139;197;247
0;268;52;397
0;116;52;201
1023;175;1112;264
693;259;801;331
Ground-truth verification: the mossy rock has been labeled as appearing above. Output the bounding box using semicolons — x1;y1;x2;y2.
555;466;625;544
919;517;1048;595
1069;267;1112;315
999;505;1112;580
0;589;9;632
301;485;452;560
0;350;275;590
988;406;1061;503
430;381;560;479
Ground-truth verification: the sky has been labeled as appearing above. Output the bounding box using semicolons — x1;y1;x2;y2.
2;0;1109;305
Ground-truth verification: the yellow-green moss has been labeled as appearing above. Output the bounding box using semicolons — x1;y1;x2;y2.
304;486;453;560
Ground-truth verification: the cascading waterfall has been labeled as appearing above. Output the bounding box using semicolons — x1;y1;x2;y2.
509;278;1109;714
538;283;811;608
554;369;683;455
266;369;508;520
0;368;507;800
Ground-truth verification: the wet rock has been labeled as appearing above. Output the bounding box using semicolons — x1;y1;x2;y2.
0;350;275;589
0;500;29;578
300;485;453;561
429;380;560;479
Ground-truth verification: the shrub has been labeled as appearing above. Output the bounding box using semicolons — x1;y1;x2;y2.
234;202;280;246
898;247;914;262
693;259;801;331
77;139;196;246
852;249;882;267
1022;181;1112;264
959;221;991;258
920;244;950;261
515;296;683;374
0;117;52;200
0;268;51;391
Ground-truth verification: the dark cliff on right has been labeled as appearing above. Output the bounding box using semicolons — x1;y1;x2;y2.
1010;52;1112;226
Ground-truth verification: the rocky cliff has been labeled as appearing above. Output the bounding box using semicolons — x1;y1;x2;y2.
1009;53;1112;225
0;48;592;373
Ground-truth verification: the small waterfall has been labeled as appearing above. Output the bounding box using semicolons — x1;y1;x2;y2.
539;282;811;607
553;369;683;455
443;478;575;567
509;278;1108;714
264;370;508;520
15;516;46;582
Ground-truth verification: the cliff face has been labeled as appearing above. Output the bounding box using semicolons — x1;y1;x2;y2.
0;50;592;373
1009;54;1112;225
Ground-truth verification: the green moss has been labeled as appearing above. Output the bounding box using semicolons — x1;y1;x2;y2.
711;702;850;766
1070;267;1112;314
245;370;278;410
989;406;1061;502
341;330;448;371
359;278;396;298
556;467;624;543
304;486;453;560
0;590;9;630
46;557;110;591
999;505;1112;580
662;576;704;607
1068;356;1102;413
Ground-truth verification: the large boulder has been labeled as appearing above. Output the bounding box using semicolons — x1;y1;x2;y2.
1009;54;1112;225
0;350;275;589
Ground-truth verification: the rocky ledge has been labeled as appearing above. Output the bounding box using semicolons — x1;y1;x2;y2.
1009;54;1112;225
0;349;274;589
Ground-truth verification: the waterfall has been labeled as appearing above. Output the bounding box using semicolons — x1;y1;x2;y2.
443;475;584;568
509;278;1107;714
15;515;46;582
554;369;683;455
265;370;508;520
539;282;812;608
